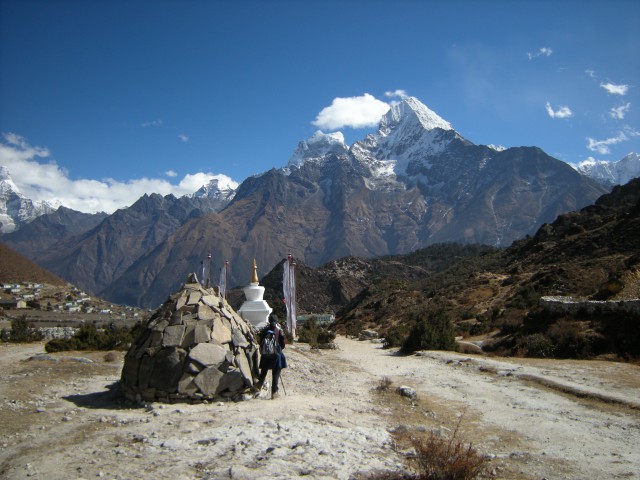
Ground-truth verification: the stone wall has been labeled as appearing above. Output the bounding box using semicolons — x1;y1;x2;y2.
540;296;640;316
38;326;78;340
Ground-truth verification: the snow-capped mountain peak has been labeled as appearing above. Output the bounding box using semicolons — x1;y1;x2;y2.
0;166;58;233
379;96;452;137
288;130;349;167
191;177;237;201
0;166;20;195
572;152;640;186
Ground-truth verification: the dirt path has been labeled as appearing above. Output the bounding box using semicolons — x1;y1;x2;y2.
0;338;639;479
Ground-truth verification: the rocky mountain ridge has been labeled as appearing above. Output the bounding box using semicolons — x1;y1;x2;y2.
0;97;618;308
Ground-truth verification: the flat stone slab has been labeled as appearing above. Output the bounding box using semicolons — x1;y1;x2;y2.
197;304;217;321
217;369;246;393
194;324;212;343
212;318;232;344
162;325;186;347
201;294;218;307
231;328;249;348
235;351;253;385
194;367;224;397
188;342;227;367
187;291;202;305
177;373;198;396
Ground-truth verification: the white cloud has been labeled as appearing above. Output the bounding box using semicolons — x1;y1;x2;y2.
312;93;390;130
0;133;238;214
585;70;597;79
610;103;631;120
384;90;408;99
600;82;628;95
141;119;163;127
165;170;178;178
587;130;638;155
527;47;553;60
545;101;573;119
178;134;189;142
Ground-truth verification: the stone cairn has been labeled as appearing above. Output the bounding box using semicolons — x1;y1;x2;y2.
121;273;260;403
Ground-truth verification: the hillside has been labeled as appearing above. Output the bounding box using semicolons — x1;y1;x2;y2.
0;242;65;286
254;178;640;359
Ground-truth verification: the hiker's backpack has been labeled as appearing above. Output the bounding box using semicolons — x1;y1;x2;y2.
260;330;279;357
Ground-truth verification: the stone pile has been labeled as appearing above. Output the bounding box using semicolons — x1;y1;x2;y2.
121;274;260;403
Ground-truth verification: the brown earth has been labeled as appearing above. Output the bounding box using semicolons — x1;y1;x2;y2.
1;337;638;479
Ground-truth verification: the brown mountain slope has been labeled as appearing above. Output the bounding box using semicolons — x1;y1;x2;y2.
270;178;640;359
0;242;66;286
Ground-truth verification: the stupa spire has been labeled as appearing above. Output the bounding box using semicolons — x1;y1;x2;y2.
238;258;272;329
251;258;259;284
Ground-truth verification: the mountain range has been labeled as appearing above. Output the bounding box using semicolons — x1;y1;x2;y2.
572;152;640;186
0;166;60;233
2;97;635;308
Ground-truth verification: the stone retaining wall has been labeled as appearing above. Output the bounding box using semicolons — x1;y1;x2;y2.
38;327;78;340
540;296;640;316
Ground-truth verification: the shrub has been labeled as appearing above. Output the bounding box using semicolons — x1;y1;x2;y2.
400;309;456;354
344;319;363;338
518;333;555;358
411;431;487;480
376;376;393;391
103;351;117;362
44;321;142;353
508;285;540;309
5;316;43;343
297;317;335;347
547;320;592;358
383;324;410;349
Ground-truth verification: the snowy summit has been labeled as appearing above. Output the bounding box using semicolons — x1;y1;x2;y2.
287;131;349;167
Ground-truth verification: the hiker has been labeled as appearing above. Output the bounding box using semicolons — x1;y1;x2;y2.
256;315;287;399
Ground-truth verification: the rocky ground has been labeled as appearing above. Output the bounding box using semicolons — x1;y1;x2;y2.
0;337;639;480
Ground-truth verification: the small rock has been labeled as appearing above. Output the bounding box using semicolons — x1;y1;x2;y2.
397;386;417;399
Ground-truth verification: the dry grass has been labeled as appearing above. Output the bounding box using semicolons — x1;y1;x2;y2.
407;421;488;479
376;376;394;391
103;351;117;362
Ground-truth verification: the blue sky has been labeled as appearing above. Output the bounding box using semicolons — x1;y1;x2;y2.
1;0;638;213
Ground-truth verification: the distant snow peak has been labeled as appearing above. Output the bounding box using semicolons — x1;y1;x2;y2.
573;152;640;186
287;130;348;167
192;177;236;200
379;96;452;137
0;166;58;233
488;144;506;152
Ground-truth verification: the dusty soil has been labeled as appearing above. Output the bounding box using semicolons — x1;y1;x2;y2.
0;337;639;479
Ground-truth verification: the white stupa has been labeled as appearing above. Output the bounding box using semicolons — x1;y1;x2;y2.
238;259;273;330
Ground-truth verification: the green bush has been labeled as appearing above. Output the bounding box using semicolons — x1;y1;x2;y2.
4;316;43;343
400;309;456;354
383;324;410;349
344;319;363;338
518;333;555;358
44;321;141;353
297;317;336;347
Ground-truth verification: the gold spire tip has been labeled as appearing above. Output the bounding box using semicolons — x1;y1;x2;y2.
251;258;259;284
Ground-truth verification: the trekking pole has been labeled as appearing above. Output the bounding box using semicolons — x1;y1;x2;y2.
280;372;287;396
